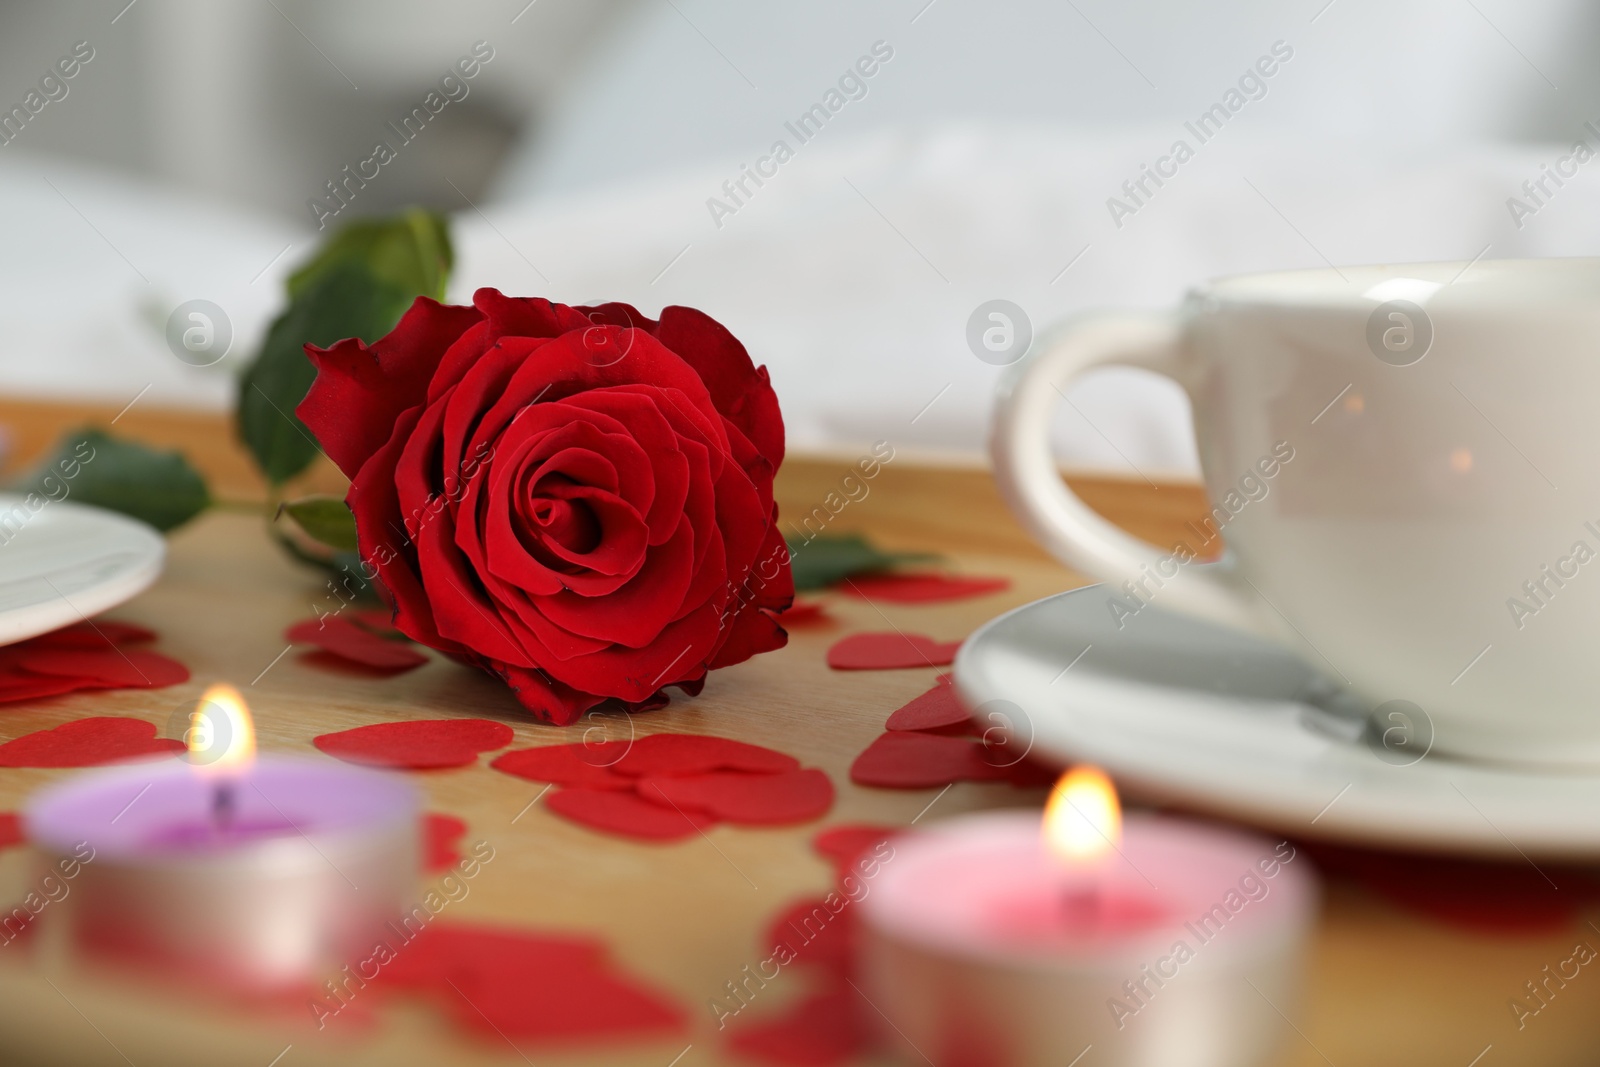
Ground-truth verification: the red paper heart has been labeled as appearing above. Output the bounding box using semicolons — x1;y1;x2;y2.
444;966;688;1042
0;814;23;851
763;896;858;977
380;924;607;988
638;769;834;825
491;744;637;790
1000;758;1058;788
1306;843;1600;934
843;572;1010;604
849;732;1011;789
546;788;718;841
614;734;801;778
778;600;831;626
725;988;871;1067
24;621;158;649
812;824;898;877
0;717;183;768
349;608;403;633
0;673;93;704
314;719;514;770
374;923;686;1044
17;648;189;689
0;620;185;707
287;616;428;670
826;633;963;670
886;683;971;732
422;813;467;873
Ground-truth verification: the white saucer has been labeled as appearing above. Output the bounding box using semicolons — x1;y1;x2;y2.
0;495;164;646
954;585;1600;859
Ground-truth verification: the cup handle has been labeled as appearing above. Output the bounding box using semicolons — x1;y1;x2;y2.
990;313;1276;640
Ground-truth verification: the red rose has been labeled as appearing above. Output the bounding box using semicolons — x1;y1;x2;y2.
296;289;793;724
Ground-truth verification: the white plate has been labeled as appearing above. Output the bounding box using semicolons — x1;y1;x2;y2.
0;495;164;646
954;585;1600;859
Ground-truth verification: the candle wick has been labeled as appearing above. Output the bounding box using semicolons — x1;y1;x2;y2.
212;781;236;832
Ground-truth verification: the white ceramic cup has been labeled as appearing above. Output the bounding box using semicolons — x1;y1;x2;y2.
993;258;1600;767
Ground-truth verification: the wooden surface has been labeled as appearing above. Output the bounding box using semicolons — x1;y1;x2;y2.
0;405;1594;1066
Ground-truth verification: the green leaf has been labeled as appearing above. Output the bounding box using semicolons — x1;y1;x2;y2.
330;550;382;603
288;208;453;302
784;533;938;592
280;495;359;551
237;209;454;486
22;428;210;532
237;260;413;484
267;530;380;603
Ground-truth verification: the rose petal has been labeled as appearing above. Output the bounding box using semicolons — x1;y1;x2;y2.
286;617;428;670
534;519;697;648
545;787;717;841
0;718;183;768
826;633;963;670
393;396;524;662
468;331;728;483
843;572;1011;604
564;389;688;546
638;769;833;825
710;441;768;599
300;298;485;478
439;332;548;491
538;599;724;703
496;665;604;726
415;501;535;667
740;518;796;614
469;290;593;350
427;318;499;402
347;404;467;657
520;483;650;583
708;606;789;671
479;409;651;583
313;719;514;770
656;305;785;469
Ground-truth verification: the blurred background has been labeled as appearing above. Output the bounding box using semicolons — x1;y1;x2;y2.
4;0;1600;478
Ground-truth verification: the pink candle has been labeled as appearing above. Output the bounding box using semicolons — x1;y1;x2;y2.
859;769;1317;1067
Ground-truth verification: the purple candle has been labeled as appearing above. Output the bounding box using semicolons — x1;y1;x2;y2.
24;685;419;991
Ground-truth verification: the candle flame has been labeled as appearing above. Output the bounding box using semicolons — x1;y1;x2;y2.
1043;765;1121;864
188;683;256;772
